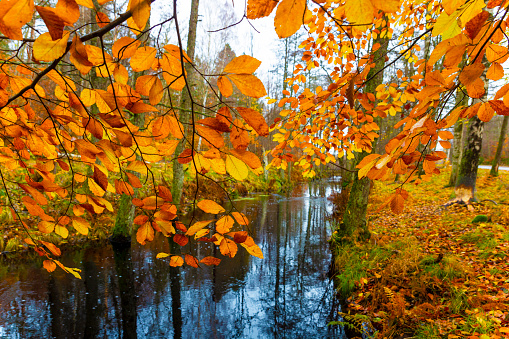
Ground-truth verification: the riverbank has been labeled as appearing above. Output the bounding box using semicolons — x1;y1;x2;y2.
330;168;509;338
0;164;304;259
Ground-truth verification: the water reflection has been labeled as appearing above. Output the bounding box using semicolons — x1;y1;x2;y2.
0;181;343;338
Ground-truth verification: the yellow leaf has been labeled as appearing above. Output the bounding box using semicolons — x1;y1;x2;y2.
197;199;225;214
274;0;306;38
371;0;400;13
216;215;234;234
156;252;170;259
224;55;261;74
128;0;150;31
432;11;461;39
72;217;89;235
38;220;54;233
241;236;263;258
185;220;214;236
55;225;68;238
226;155;249;181
194;228;210;240
228;74;267;98
345;0;374;26
33;31;70;62
442;0;463;15
457;0;485;27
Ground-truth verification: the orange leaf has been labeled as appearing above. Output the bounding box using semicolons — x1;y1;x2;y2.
95;11;110;28
173;234;188;246
228;74;267;98
112;37;140;60
247;0;278;19
43;260;57;272
0;0;35;40
230;149;262;169
230;119;250;150
217;76;233;97
38;220;54;233
197;199;225;214
477;102;495;122
486;62;504;81
371;0;400;13
465;77;485;98
130;46;156;72
232;212;249;225
390;194;405;214
200;256;221;266
128;0;150;31
196;125;225;149
169;255;184;267
136;222;154;245
126;172;142;188
240;236;263;258
235;107;269;136
220;238;238;258
488;100;509;116
274;0;306;38
40;240;61;256
224;55;262;74
216;215;234;234
459;63;485;86
185;254;199;268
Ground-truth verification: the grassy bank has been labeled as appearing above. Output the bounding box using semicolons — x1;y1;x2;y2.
330;168;509;338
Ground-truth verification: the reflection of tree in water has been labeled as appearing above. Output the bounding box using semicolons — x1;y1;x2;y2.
0;181;341;338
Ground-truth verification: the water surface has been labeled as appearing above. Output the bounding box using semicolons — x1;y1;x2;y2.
0;180;343;338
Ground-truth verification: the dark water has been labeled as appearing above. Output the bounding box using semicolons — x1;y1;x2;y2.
0;180;344;338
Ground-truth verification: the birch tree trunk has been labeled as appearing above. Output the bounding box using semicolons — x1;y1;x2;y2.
490;115;509;176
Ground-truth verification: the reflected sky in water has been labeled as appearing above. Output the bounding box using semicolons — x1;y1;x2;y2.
0;180;344;338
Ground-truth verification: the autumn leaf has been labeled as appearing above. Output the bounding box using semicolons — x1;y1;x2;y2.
72;217;89;235
128;0;150;31
216;215;234;234
173;234;188;246
232;212;249;225
459;63;485;86
185;254;199;268
224;55;262;74
345;0;374;26
226;155;249;181
43;260;57;272
228;74;267;98
217;76;233;97
197;199;225;214
247;0;278;19
33;31;70;62
274;0;306;38
112;37;140;60
0;0;35;40
136;222;154;245
235;107;269;136
200;256;221;266
220;238;238;258
185;220;214;236
169;255;184;267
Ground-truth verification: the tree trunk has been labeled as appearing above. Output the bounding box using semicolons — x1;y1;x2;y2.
453;59;489;203
448;90;469;186
454;116;484;203
490;116;509;176
172;0;200;208
339;20;388;242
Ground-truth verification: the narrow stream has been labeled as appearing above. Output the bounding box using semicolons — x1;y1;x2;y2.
0;180;344;338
